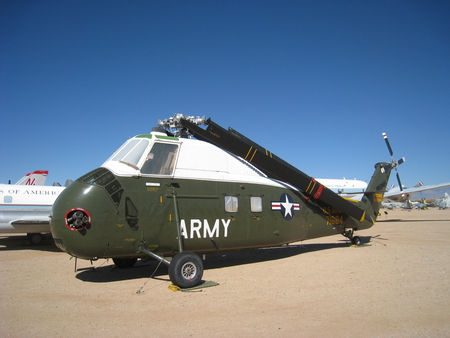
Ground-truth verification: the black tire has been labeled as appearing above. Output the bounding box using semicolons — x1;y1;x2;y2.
169;251;203;288
351;236;361;245
113;257;138;268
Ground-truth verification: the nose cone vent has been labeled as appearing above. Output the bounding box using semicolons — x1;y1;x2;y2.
77;168;124;208
65;208;91;231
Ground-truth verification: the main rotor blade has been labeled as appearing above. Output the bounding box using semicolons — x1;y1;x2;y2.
181;118;366;222
382;133;394;157
398;157;405;165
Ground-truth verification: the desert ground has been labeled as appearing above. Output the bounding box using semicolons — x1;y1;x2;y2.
1;208;449;338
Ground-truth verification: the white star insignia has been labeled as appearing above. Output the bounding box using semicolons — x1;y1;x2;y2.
281;194;294;217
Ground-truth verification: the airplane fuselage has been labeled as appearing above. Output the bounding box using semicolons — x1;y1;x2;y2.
0;184;64;206
0;184;64;236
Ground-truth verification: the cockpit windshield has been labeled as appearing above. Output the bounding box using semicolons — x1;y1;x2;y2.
105;137;179;176
110;139;150;167
141;143;179;175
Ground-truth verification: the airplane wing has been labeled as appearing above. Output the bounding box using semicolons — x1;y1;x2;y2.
384;182;450;202
0;210;51;233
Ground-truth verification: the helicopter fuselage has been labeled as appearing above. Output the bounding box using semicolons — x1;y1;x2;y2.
50;132;368;260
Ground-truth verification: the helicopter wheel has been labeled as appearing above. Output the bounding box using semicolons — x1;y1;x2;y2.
169;251;203;288
113;257;138;268
351;236;361;245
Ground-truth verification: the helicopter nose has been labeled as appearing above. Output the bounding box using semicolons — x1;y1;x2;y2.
51;168;123;259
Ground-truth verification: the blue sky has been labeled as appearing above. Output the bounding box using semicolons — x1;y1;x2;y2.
1;0;449;189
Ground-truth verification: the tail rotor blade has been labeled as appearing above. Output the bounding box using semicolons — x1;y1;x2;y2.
396;172;404;195
382;133;406;195
382;133;394;157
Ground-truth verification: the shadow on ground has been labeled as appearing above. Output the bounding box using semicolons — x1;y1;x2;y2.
75;237;375;284
0;234;61;252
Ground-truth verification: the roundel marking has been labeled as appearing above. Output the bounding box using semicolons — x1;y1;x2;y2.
271;193;301;221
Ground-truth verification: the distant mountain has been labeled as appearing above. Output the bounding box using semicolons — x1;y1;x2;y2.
411;187;450;200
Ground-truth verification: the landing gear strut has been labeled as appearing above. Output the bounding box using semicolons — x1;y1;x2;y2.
343;229;361;245
137;247;204;288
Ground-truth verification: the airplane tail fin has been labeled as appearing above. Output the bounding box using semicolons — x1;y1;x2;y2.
15;170;49;185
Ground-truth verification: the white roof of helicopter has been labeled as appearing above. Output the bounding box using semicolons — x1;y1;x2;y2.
102;131;291;189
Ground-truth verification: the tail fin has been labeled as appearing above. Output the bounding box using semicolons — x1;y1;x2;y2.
15;170;49;185
361;162;393;219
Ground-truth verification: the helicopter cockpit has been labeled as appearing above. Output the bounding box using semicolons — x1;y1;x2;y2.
102;134;179;177
100;114;271;183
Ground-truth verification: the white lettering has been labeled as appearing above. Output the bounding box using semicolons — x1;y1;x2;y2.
178;219;231;239
190;219;202;239
203;219;219;238
221;219;231;237
180;220;187;239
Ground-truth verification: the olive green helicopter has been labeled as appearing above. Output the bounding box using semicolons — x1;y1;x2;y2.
50;114;404;288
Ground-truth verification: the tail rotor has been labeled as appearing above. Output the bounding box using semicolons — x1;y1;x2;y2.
382;133;406;195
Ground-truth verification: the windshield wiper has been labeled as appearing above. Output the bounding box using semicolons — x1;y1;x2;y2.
119;160;139;170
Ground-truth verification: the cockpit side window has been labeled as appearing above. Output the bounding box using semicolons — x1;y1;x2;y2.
141;143;179;175
110;139;150;166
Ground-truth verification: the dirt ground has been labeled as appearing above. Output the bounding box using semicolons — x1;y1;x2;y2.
1;208;450;338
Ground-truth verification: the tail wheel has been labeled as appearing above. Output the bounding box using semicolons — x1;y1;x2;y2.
351;236;361;245
169;251;203;288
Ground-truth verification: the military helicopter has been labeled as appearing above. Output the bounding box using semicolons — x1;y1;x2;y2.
50;114;403;288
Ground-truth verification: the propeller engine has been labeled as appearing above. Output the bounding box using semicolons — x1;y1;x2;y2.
382;132;406;195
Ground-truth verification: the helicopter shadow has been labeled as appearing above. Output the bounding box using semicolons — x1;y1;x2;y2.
75;237;375;284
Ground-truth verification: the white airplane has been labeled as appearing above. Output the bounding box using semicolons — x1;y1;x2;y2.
384;182;450;203
317;178;367;193
0;173;67;244
0;184;65;207
12;170;49;186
